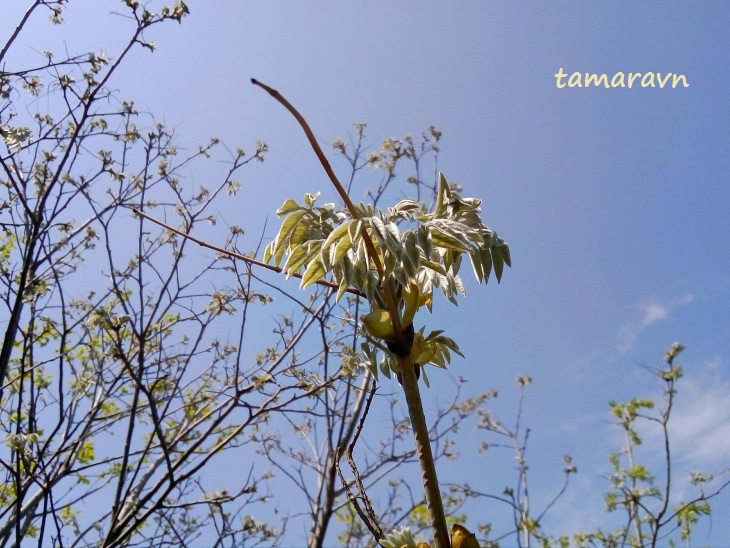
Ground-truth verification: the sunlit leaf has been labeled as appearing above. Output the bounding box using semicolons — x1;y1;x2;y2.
278;210;305;245
336;280;348;302
369;216;389;249
276;198;301;216
417;224;433;257
469;249;484;283
403;231;420;277
479;247;492;283
290;215;314;247
332;230;353;265
427;219;473;252
451;524;479;548
263;242;274;264
283;245;315;277
434;172;450;217
322;220;350;251
300;257;326;289
303;192;320;208
347;218;363;244
340;253;355;288
273;238;287;267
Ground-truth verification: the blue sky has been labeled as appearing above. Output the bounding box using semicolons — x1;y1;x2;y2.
6;1;729;545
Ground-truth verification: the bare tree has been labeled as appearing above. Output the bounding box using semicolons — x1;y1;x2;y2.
4;5;725;548
0;2;321;545
451;344;730;548
1;5;497;547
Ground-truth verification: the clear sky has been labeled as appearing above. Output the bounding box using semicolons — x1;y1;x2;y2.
5;1;729;545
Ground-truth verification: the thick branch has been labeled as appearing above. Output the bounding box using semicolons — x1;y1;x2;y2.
397;352;449;548
251;78;451;547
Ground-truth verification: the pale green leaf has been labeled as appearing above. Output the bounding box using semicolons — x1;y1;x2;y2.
429;229;471;253
348;219;363;241
283;245;315;276
417;224;433;258
322;220;351;251
290;215;313;247
300;257;326;289
421;259;447;276
304;192;320;208
340;253;355;288
276;198;301;216
402;231;420;275
379;354;391;379
336;280;349;302
273;238;287;267
369;216;388;246
434;172;450;217
263;242;274;265
278;210;305;245
332;232;353;265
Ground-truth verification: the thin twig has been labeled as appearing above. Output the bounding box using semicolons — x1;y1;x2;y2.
131;208;365;297
348;381;382;539
336;446;378;540
336;380;383;540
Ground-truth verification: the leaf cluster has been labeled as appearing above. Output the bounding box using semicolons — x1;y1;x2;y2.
265;173;510;304
264;173;510;383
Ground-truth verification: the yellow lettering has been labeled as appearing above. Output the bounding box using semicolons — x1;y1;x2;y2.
568;72;582;88
611;72;626;87
554;69;688;89
554;68;568;88
657;73;672;88
672;74;689;88
628;73;641;88
585;73;610;88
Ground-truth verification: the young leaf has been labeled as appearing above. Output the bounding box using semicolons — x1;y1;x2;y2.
300;257;327;289
276;198;301;216
279;210;306;241
284;245;316;277
492;244;505;282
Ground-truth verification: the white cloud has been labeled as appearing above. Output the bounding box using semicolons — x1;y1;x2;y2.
640;303;669;327
616;293;695;354
543;354;730;541
659;356;730;468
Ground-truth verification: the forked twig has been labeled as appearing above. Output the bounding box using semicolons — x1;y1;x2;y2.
132;208;365;297
336;379;383;541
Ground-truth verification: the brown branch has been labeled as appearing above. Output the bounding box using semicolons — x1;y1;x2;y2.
250;79;359;219
250;78;401;344
251;78;450;548
336;380;383;541
131;208;365;298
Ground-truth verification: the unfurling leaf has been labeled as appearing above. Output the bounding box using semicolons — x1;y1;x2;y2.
451;524;479;548
361;308;395;340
